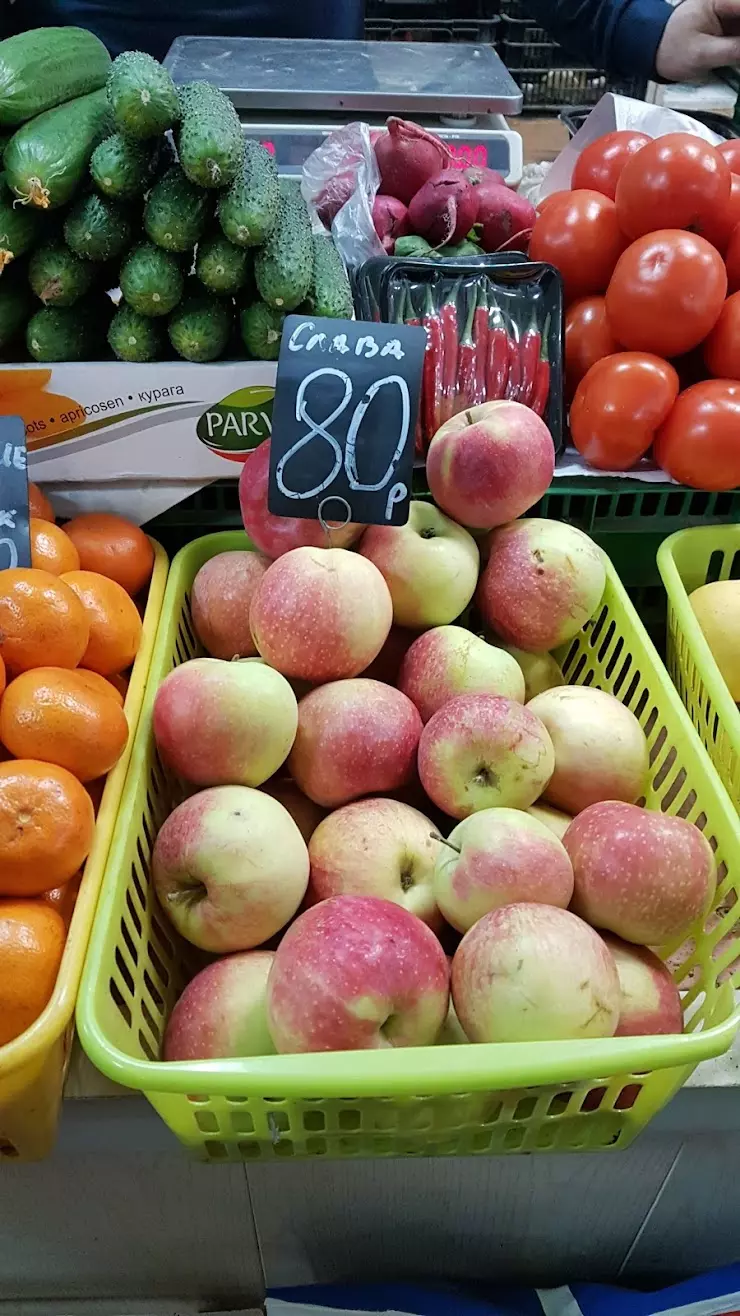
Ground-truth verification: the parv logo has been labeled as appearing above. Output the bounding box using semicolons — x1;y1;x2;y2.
197;385;274;462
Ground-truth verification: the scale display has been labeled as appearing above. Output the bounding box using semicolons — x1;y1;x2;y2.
243;127;509;177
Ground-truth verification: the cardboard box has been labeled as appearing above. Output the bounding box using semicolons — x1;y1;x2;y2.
0;361;276;523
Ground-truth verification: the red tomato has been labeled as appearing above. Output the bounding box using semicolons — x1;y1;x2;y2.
605;230;727;358
615;133;731;240
536;190;570;215
654;380;740;490
529;189;628;303
570;352;679;471
726;223;740;293
571;130;651;200
704;291;740;378
702;174;740;253
564;295;620;398
718;140;740;173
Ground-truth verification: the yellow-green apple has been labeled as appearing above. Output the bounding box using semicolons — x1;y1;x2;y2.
565;801;716;944
602;935;683;1036
163;950;276;1060
452;903;620;1043
434;807;574;932
477;519;606;652
307;798;443;927
359;500;479;629
417;693;554;819
399;625;525;722
238;438;364;558
152;785;309;951
501;645;564;700
426;400;555;530
190;550;269;660
261;777;326;842
437;997;468;1044
250;546;392;683
527;686;649;813
153;657;297;788
266;895;450;1052
288;678;422;807
527;802;573;840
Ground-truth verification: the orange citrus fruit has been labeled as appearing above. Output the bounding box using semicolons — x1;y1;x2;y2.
85;776;106;816
63;513;155;597
60;570;143;677
0;668;129;783
28;482;55;523
30;518;80;576
0;759;95;895
0;900;66;1046
106;672;129;702
70;667;125;708
0;654;5;699
0;568;90;675
42;873;81;927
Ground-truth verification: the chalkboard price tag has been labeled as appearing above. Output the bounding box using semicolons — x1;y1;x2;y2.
0;415;31;569
268;315;426;528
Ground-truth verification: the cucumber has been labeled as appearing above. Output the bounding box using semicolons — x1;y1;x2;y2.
26;294;111;361
240;301;285;360
4;88;110;210
64;193;131;262
177;82;242;190
107;51;179;140
168;289;231;362
144;165;210;252
195;231;249;295
120;242;183;316
0;185;42;271
0;27;111;127
28;242;96;305
108;303;163;361
0;260;32;347
308;235;353;319
90;133;153;200
217;140;279;247
254;181;313;311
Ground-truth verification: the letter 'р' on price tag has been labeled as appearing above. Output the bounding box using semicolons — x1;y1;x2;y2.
267;315;426;529
0;415;31;568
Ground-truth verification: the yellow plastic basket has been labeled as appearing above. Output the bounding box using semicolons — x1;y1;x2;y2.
77;532;740;1162
658;526;740;813
0;540;168;1161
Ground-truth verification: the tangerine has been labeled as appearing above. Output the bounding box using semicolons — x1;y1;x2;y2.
60;571;143;677
0;900;66;1046
0;759;95;895
0;668;129;782
63;513;155;597
70;668;125;708
30;518;80;576
0;569;89;674
42;873;81;927
106;672;129;702
0;653;5;699
27;482;55;523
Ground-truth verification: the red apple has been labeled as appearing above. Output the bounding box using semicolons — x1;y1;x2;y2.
477;519;606;652
288;678;422;807
399;625;525;723
238;438;364;558
260;777;326;842
163;950;276;1060
417;694;554;819
452;903;620;1042
250;546;392;683
434;807;574;932
152;786;309;952
190;550;269;660
501;645;564;700
426;400;555;530
266;895;450;1052
153;657;297;788
360;500;479;629
308;797;442;927
360;625;416;684
565;801;716;945
602;935;683;1036
527;686;649;813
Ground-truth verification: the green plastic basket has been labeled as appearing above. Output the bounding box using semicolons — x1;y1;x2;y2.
77;532;740;1162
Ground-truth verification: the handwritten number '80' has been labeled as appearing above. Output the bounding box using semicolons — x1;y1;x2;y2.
275;367;410;521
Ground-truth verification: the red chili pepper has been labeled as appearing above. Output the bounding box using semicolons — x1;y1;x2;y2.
403;291;425;454
422;284;444;444
486;303;509;401
504;324;521;400
531;357;551;417
518;318;541;409
473;284;489;406
454;288;478;416
438;284;460;425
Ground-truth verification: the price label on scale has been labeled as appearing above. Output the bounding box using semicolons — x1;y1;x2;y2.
268;315;426;528
0;416;31;569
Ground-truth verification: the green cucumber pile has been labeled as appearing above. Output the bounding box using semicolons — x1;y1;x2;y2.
0;30;353;363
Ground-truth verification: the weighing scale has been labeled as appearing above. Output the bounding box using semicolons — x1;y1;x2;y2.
164;37;525;184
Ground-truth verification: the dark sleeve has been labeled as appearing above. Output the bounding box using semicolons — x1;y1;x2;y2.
524;0;673;81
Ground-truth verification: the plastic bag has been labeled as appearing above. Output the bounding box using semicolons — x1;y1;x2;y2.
301;121;384;267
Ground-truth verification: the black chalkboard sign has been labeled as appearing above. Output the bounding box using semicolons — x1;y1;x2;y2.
0;416;31;569
268;315;426;528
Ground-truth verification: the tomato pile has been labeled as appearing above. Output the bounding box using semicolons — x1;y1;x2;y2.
531;131;740;490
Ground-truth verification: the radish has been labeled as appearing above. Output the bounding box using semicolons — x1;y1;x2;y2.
464;165;507;189
477;184;536;254
372;194;410;253
408;171;478;247
374;117;452;205
315;169;358;227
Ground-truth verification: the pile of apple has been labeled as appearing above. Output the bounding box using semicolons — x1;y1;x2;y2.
149;400;716;1062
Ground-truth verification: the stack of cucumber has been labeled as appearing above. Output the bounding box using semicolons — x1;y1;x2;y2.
0;28;354;363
